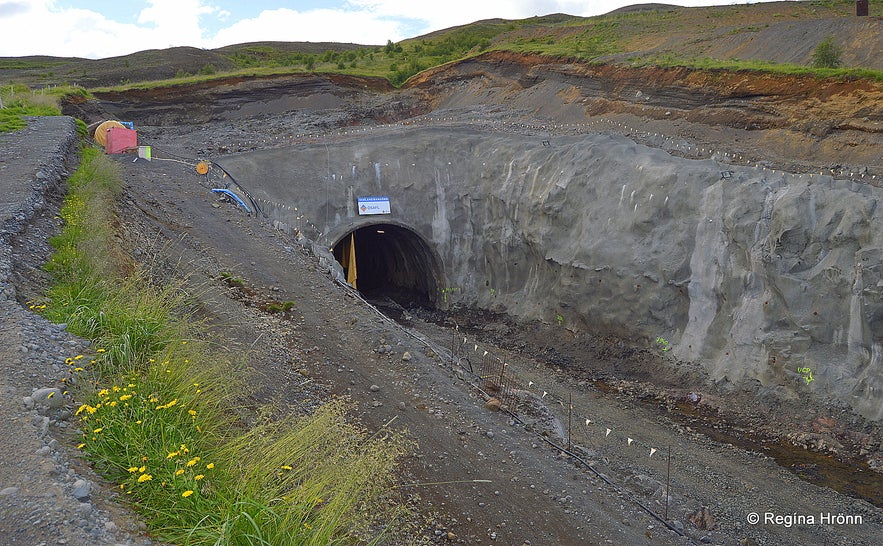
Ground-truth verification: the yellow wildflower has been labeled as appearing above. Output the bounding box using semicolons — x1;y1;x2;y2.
128;467;139;473
119;394;132;401
186;457;200;467
74;355;84;360
77;443;85;449
181;490;193;497
92;427;103;433
97;389;109;397
96;348;106;353
137;474;152;483
194;474;204;481
205;463;214;470
138;465;146;473
175;469;185;476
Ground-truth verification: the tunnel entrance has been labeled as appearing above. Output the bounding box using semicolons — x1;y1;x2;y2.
332;223;442;309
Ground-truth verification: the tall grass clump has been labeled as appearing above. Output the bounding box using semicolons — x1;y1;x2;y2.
43;145;412;544
0;84;62;132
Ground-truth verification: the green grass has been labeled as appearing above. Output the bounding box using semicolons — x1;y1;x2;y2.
0;84;90;132
633;55;883;82
40;146;412;544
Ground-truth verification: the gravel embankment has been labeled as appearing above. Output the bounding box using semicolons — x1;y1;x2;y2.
0;116;153;545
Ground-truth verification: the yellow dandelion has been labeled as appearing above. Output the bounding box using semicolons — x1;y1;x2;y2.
137;474;152;483
281;465;292;471
303;523;312;530
112;386;121;392
138;465;146;473
97;389;109;397
92;427;103;433
179;444;189;453
119;394;132;401
75;404;89;416
74;367;84;372
192;383;199;387
77;443;85;449
108;401;118;407
96;348;106;353
194;474;204;481
74;355;84;360
175;469;185;476
135;420;142;425
119;484;125;490
186;457;200;467
65;357;74;365
205;463;214;470
128;467;139;473
181;340;188;345
188;409;197;417
167;451;180;459
181;490;193;497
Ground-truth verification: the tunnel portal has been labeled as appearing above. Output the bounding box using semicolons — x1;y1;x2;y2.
332;223;442;308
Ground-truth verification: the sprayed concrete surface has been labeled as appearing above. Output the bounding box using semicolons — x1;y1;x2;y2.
217;123;882;422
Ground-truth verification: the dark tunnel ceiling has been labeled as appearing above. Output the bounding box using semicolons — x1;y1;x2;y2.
333;223;440;307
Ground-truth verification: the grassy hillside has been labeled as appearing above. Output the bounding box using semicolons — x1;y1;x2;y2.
0;1;879;90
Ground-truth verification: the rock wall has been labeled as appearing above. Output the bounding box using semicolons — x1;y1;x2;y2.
220;125;882;420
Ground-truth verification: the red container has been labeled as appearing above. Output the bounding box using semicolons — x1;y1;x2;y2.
105;127;137;154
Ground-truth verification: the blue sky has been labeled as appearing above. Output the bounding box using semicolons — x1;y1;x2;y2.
1;1;772;59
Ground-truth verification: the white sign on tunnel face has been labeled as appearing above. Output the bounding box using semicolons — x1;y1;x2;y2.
357;196;391;215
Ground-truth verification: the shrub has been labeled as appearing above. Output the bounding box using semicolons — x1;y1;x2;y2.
812;36;842;69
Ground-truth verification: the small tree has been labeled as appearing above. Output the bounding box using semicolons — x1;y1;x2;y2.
812;36;842;69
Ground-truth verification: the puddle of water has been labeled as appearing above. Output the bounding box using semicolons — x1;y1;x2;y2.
663;397;883;508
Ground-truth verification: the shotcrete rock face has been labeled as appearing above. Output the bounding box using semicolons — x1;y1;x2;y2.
218;125;883;421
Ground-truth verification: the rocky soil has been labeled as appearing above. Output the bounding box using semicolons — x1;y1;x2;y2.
0;117;155;545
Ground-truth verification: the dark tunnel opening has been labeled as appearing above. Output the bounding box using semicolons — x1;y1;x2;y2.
332;223;441;310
